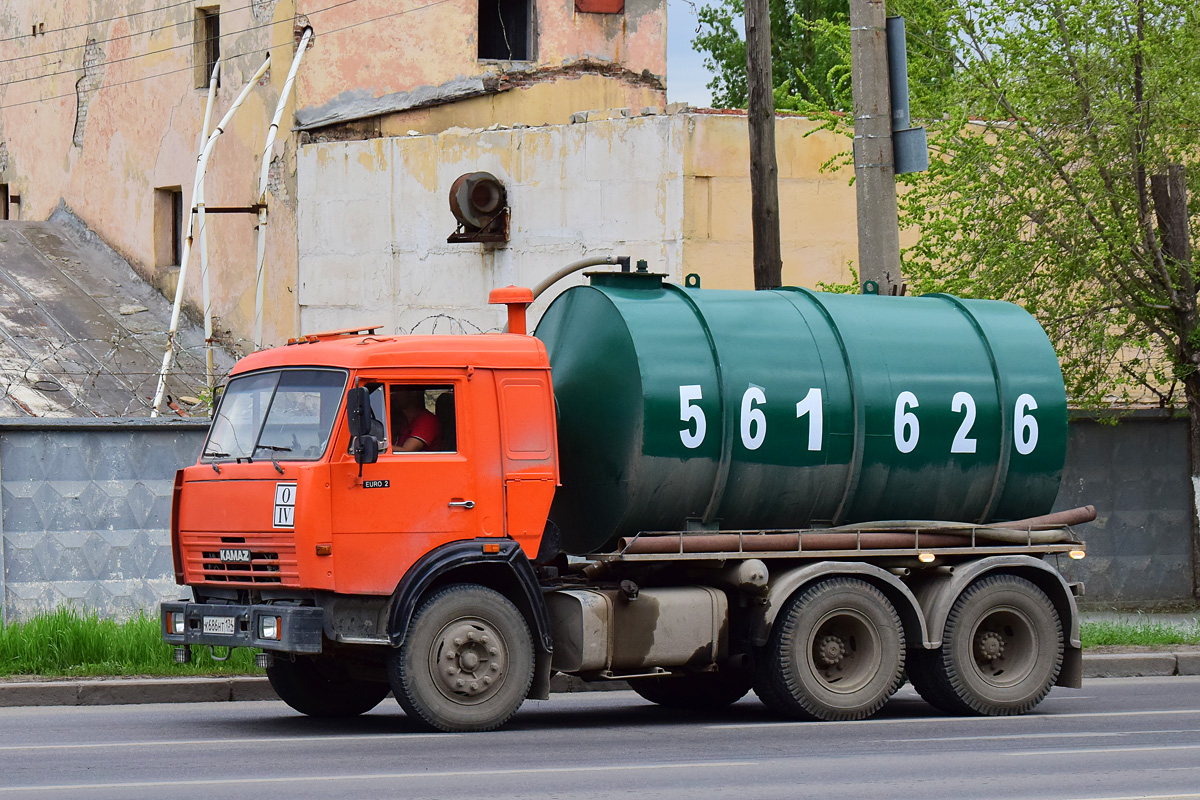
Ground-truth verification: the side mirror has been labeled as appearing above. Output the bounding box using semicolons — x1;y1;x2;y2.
354;434;379;466
346;387;371;437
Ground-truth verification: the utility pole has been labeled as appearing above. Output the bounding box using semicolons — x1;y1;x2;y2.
745;0;783;290
849;0;902;295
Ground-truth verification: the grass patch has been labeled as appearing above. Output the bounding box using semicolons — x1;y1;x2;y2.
1081;620;1200;649
0;607;260;678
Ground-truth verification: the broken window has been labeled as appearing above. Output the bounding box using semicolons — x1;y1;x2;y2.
195;7;221;89
154;187;185;267
478;0;532;61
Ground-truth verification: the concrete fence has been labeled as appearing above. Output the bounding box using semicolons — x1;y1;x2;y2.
0;418;208;624
0;413;1195;624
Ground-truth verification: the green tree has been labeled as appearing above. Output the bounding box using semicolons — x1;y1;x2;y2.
695;0;851;110
898;0;1199;597
693;0;951;112
901;0;1198;412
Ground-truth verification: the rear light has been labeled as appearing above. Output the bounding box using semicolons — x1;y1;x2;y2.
259;615;281;640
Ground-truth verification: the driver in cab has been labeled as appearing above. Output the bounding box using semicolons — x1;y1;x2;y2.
393;389;440;452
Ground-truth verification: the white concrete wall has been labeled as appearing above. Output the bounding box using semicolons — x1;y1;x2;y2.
297;114;688;335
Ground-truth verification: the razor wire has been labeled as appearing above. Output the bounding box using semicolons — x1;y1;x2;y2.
0;329;247;418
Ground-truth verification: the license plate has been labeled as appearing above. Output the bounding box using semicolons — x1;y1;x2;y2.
202;616;235;635
219;548;251;563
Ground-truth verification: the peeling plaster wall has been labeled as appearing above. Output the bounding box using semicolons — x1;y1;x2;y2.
294;0;667;129
296;111;869;335
0;1;306;348
678;112;914;291
297;112;686;334
1;1;670;350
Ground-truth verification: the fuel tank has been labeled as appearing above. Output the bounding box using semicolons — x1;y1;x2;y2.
534;271;1067;555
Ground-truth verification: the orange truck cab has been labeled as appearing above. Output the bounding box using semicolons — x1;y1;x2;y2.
163;277;1087;733
163;319;561;722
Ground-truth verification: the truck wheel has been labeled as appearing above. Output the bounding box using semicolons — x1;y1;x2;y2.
754;578;905;721
629;670;753;710
266;656;390;717
909;574;1062;716
389;584;534;733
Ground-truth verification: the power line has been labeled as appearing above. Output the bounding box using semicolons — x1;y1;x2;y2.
0;0;201;45
0;0;365;89
0;1;255;70
0;0;455;114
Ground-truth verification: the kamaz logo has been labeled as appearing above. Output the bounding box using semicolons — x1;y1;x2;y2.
219;548;252;563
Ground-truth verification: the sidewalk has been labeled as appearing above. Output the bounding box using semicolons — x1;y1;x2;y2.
2;652;1198;708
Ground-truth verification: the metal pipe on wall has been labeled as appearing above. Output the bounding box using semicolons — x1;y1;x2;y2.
197;59;221;392
255;27;314;349
152;55;272;417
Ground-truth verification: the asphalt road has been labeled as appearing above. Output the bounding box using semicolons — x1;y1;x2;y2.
1;677;1198;800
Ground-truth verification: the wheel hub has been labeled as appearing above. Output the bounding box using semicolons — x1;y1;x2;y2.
818;635;846;666
976;630;1005;662
434;620;505;700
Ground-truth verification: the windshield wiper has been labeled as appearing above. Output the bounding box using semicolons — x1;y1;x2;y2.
204;450;230;458
254;444;292;475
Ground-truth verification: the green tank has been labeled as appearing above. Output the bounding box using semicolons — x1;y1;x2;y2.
534;271;1068;555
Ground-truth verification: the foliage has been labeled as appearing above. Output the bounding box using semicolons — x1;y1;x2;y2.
1080;619;1200;648
900;0;1200;412
693;0;1199;413
693;0;953;114
0;607;260;677
695;0;850;110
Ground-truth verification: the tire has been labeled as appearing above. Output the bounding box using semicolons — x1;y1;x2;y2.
753;578;905;721
266;655;390;717
909;574;1063;716
629;670;753;710
388;584;535;733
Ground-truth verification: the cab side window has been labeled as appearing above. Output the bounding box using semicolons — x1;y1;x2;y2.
389;385;456;453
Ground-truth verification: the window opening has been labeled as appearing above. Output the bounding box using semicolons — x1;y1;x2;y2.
195;7;221;89
154;187;185;267
389;385;456;452
478;0;531;61
172;189;184;265
1;185;8;220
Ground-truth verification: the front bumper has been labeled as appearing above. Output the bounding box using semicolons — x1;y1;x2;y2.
161;602;324;654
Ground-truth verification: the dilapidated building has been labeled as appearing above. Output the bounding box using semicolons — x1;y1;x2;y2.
0;0;863;363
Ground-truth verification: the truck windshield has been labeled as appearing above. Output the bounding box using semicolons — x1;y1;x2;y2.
202;369;348;462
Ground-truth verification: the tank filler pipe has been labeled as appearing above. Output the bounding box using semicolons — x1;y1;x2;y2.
499;256;631;333
531;255;631;301
152;54;273;417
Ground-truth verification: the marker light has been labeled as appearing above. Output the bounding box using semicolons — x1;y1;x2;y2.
1068;549;1086;560
259;616;281;641
917;552;936;563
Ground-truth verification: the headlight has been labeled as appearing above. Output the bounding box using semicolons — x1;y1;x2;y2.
168;612;185;635
259;615;281;640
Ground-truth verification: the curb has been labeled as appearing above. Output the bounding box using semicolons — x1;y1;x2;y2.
1;653;1196;708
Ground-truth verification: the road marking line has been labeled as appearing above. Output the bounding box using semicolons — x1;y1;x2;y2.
0;761;756;794
711;708;1200;729
870;729;1200;743
0;733;454;752
1004;744;1200;756
1065;794;1200;800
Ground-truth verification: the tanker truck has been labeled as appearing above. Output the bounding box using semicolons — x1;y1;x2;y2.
161;265;1090;732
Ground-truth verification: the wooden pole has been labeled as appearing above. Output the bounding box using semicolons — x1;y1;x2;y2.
849;0;902;294
745;0;783;290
